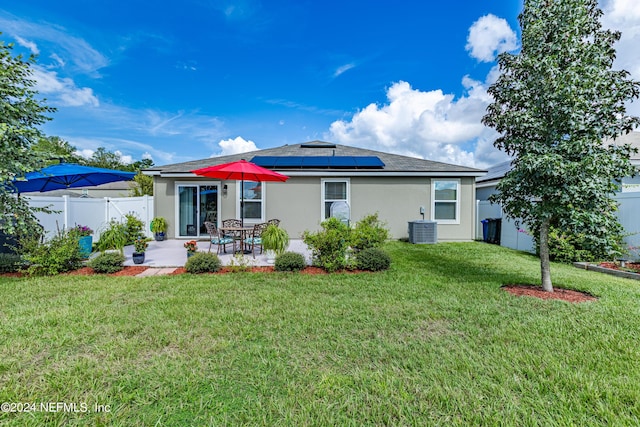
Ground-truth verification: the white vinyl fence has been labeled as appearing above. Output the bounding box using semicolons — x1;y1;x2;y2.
476;192;640;255
615;192;640;252
25;195;154;241
476;200;535;253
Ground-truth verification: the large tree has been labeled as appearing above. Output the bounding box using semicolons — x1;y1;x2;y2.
482;0;640;292
1;38;55;236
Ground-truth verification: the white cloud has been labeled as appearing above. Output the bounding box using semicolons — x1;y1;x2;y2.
74;148;94;159
328;80;506;168
0;12;108;75
602;0;640;21
14;35;39;54
466;14;518;62
216;137;258;156
31;67;99;107
114;150;133;165
349;3;640;170
334;63;356;78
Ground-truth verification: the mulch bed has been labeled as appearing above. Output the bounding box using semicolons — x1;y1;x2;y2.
598;262;640;273
65;266;150;276
170;266;333;275
502;284;597;303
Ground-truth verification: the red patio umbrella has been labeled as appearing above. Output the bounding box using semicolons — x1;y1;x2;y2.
191;160;289;226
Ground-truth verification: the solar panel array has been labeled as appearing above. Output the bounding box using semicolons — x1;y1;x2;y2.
251;156;385;169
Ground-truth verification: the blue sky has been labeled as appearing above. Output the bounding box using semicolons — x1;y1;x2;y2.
1;1;638;168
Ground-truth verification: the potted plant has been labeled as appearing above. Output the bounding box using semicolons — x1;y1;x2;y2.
96;221;128;254
73;224;94;259
132;236;148;264
184;240;198;258
150;217;168;241
261;224;289;263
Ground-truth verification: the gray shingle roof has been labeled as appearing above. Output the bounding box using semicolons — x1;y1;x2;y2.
145;141;486;176
476;160;512;183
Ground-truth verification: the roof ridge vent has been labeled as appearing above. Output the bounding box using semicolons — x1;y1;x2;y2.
300;141;336;148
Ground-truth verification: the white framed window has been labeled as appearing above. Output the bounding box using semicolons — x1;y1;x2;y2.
432;179;460;224
321;178;350;221
237;180;264;222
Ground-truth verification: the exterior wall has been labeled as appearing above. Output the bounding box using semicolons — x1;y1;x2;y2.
153;177;176;237
350;176;429;240
264;177;320;239
433;177;477;242
476;184;498;202
154;175;478;241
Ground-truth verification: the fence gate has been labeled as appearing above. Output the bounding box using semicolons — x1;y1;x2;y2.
25;195;154;241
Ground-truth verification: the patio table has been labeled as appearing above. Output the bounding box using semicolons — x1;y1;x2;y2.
219;226;254;254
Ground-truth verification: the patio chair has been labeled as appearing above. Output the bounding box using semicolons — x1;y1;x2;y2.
266;219;281;227
221;218;245;250
244;222;269;258
204;221;235;254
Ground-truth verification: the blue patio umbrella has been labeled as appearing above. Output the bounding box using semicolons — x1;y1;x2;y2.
11;163;137;193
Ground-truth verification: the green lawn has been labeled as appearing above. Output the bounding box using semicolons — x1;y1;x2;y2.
1;242;640;426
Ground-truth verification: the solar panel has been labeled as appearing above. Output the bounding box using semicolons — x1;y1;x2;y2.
251;156;385;169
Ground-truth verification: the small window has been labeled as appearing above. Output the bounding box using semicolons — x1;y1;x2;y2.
432;180;459;224
322;179;349;220
239;181;263;221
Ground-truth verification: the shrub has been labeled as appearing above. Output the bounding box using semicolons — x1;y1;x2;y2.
355;247;392;271
96;221;128;253
274;251;306;272
302;217;351;272
185;252;222;273
150;217;168;233
89;252;125;273
541;224;624;263
0;253;23;273
350;213;389;252
226;253;254;272
22;229;84;276
124;213;144;245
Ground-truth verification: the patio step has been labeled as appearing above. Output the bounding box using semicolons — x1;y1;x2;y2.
136;268;177;277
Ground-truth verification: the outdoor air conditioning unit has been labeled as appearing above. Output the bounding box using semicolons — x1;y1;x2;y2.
408;220;437;244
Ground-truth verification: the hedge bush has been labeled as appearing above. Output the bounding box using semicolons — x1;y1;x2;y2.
350;213;389;252
274;251;306;272
355;247;392;271
185;252;222;274
302;217;351;272
89;252;125;274
22;229;84;276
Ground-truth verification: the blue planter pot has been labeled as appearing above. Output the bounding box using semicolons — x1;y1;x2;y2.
78;235;93;259
132;252;145;264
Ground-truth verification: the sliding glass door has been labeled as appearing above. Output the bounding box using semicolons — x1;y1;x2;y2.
177;183;219;237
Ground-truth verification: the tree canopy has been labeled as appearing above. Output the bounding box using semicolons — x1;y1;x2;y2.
482;0;640;291
1;38;55;237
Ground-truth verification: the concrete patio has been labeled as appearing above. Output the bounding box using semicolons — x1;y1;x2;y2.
122;238;312;268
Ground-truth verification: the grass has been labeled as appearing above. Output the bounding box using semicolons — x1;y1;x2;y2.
1;241;640;426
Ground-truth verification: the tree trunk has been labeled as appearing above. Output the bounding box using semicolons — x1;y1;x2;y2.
539;218;554;292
